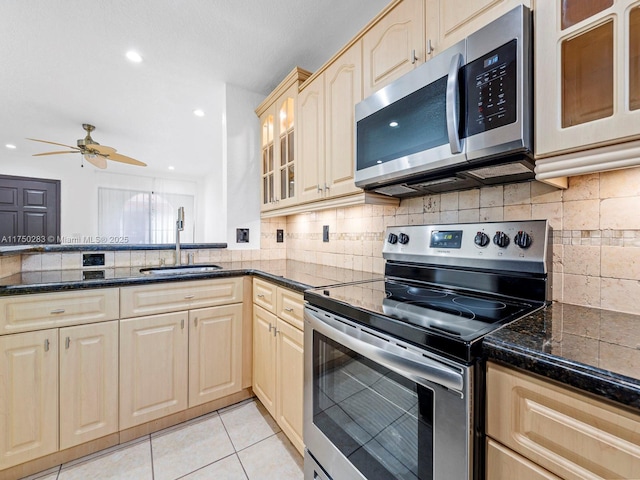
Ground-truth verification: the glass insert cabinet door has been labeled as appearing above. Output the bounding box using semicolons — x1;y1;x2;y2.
535;1;640;157
261;113;275;207
312;332;434;480
279;97;296;202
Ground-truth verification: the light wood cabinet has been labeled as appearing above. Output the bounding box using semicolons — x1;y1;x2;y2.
253;277;277;313
362;0;425;97
425;0;529;57
252;278;305;455
534;1;640;163
486;361;640;480
299;42;363;204
486;438;562;480
0;288;119;335
119;311;189;430
59;321;119;450
256;68;311;212
0;329;58;470
120;278;242;318
188;304;243;408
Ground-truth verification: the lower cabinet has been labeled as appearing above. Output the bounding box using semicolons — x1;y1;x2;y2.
119;312;189;430
60;321;119;449
486;361;640;480
252;278;304;455
0;329;58;470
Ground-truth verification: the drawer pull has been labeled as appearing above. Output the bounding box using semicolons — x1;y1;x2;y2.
181;319;185;329
44;339;50;352
50;308;66;314
184;294;195;299
268;323;273;333
194;317;198;327
65;337;71;349
257;294;265;298
284;307;294;313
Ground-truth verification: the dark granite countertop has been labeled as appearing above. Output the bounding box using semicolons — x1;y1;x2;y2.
0;260;380;296
484;302;640;412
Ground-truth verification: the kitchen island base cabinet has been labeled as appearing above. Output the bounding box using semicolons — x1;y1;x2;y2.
486;361;640;480
0;329;58;470
119;312;188;430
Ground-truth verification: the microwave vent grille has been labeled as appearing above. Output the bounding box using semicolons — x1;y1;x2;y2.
466;163;532;180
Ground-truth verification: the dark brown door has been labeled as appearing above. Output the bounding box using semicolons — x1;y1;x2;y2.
0;174;61;244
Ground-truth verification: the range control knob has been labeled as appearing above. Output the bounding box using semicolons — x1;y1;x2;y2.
398;233;410;245
514;231;532;249
474;231;490;247
493;231;510;248
387;233;398;244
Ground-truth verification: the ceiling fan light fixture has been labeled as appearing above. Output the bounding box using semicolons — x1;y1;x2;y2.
193;109;205;117
5;144;17;149
126;50;143;63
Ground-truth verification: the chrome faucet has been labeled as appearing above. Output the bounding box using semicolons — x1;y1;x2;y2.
175;206;184;266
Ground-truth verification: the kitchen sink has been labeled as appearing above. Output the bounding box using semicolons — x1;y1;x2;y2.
140;264;222;275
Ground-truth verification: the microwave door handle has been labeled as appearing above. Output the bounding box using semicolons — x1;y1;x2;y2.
446;53;464;154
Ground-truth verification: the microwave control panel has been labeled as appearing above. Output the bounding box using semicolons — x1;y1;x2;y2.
465;39;518;137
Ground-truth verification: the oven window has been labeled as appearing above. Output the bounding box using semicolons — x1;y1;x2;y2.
313;332;434;480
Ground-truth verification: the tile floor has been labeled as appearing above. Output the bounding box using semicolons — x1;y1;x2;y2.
22;398;303;480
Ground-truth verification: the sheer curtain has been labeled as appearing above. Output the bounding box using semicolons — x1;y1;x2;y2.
98;187;195;244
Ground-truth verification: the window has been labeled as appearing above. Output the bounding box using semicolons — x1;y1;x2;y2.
98;188;195;244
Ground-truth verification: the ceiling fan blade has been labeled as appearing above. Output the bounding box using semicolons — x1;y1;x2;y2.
33;151;80;156
27;138;80;150
106;152;147;167
89;144;116;155
85;155;107;169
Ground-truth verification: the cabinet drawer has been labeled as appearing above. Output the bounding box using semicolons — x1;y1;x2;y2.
120;277;243;318
253;278;277;313
0;288;119;335
486;362;640;480
486;439;561;480
276;287;304;331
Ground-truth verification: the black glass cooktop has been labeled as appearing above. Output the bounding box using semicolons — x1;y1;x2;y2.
305;278;543;363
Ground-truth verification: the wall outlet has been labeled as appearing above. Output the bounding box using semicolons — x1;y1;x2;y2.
83;253;105;267
236;228;250;243
323;225;329;242
276;229;284;243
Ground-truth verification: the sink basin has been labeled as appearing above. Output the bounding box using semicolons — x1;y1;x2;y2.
140;264;222;275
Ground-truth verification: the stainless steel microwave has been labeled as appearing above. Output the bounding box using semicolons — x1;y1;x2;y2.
355;5;533;197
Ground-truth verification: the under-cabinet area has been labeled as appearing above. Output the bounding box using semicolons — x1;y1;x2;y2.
0;277;254;477
485;361;640;480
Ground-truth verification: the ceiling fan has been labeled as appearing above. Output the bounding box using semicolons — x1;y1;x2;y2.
28;124;147;169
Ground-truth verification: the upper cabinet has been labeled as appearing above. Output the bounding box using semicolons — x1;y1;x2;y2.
299;42;363;204
256;68;311;212
424;0;530;56
362;0;425;97
535;1;640;175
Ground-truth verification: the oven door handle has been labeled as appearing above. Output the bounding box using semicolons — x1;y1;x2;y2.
307;309;464;392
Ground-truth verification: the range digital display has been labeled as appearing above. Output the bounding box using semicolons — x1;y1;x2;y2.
430;230;463;248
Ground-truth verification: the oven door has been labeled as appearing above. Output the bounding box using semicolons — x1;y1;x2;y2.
304;305;473;480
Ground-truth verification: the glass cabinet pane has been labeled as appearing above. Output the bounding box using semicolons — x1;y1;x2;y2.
561;20;614;127
561;0;613;30
280;168;287;200
289;165;295;197
631;6;640;111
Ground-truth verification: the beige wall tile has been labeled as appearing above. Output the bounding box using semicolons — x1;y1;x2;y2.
114;251;131;268
563;245;600;276
563;274;601;307
480;185;503;208
424;195;439;214
600;166;640;198
601;278;640;314
504;182;531;205
440;192;459;211
61;253;82;270
440;210;459;223
550;271;563;302
601;197;640;229
504;204;531;221
563;173;599;201
599;310;640;348
563;199;599;230
41;253;62;270
531;202;563;230
601;246;640;280
459;189;480;209
531;181;563;203
480;206;503;222
459;209;480;222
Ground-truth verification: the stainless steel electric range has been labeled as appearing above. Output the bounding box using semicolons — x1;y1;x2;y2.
303;220;551;480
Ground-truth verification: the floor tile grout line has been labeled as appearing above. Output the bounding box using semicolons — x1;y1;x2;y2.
149;433;155;480
235;451;251;480
172;452;241;480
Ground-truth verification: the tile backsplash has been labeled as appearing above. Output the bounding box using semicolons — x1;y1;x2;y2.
266;166;640;315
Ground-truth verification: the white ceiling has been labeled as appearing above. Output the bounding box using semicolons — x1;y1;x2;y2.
0;0;390;177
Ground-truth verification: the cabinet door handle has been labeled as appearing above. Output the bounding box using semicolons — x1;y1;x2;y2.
273;327;278;337
50;308;65;314
184;294;195;299
317;184;323;193
268;323;273;332
181;319;185;329
65;337;71;349
427;39;434;55
411;48;418;64
324;183;329;192
257;294;265;298
284;307;294;313
44;339;50;352
194;317;198;327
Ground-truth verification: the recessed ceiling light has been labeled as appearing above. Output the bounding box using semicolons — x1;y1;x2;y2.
193;109;205;117
126;50;143;63
168;166;175;170
5;144;17;149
